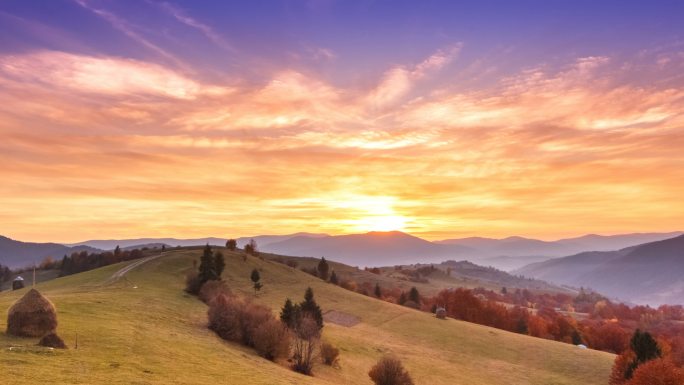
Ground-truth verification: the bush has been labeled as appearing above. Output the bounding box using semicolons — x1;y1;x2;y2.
253;318;291;361
321;342;340;366
185;272;203;295
198;280;231;304
368;356;414;385
628;358;684;385
208;294;244;342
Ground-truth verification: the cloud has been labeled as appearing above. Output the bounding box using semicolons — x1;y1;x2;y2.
0;50;227;99
156;1;236;53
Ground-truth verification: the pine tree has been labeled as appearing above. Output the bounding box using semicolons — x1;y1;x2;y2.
398;292;407;305
280;298;300;329
329;270;338;285
114;245;121;258
408;287;420;304
251;268;262;294
317;257;330;281
300;287;323;329
374;283;382;298
214;251;225;278
198;244;218;283
626;329;662;379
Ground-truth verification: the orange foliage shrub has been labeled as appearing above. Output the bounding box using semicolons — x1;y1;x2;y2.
609;351;636;385
627;359;684;385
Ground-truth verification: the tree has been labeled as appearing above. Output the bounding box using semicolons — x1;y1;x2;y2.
250;268;262;295
198;244;218;283
291;316;320;375
226;239;237;251
317;257;329;281
161;244;166;252
114;245;121;258
329;270;338;285
368;356;414;385
374;283;382;298
280;298;300;329
628;358;684;385
245;239;258;256
626;329;662;379
214;251;225;278
408;287;420;304
398;292;407;305
300;287;323;329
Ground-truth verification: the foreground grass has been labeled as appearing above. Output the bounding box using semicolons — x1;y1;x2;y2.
0;248;613;384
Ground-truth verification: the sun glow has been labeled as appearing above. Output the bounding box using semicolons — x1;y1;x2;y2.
353;214;408;232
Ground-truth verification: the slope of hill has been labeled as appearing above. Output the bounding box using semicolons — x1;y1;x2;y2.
0;247;613;384
516;235;684;305
261;231;472;267
0;235;99;269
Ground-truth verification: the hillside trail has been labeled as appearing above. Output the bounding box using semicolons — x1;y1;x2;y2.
105;252;166;284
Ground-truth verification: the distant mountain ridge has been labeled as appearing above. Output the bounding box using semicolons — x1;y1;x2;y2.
515;235;684;305
0;236;99;269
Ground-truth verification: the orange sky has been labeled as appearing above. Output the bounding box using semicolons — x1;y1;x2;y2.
1;47;683;242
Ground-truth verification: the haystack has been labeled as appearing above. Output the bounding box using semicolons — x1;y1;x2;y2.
6;289;58;337
38;332;67;349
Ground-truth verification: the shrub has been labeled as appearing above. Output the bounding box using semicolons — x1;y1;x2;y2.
368;356;414;385
38;332;67;349
198;280;231;304
628;358;684;385
239;302;273;347
253;318;291;361
321;342;340;366
610;351;636;385
286;260;299;269
208;294;244;342
185;272;203;295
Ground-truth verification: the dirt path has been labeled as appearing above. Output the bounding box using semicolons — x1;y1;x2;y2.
107;253;165;283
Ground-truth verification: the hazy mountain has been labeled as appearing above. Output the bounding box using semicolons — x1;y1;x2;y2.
515;235;684;305
436;232;683;259
260;231;472;267
0;236;99;269
69;232;329;251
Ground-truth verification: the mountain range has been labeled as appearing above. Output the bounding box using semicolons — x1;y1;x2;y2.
2;230;681;273
515;235;684;305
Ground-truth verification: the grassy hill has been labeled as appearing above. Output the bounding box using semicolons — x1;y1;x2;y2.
0;247;614;384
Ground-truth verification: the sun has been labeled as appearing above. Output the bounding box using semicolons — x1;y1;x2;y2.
355;214;408;232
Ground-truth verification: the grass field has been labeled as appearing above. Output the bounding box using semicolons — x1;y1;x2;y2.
0;247;614;384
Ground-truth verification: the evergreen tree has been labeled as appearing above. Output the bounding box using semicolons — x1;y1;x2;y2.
408;287;420;304
374;283;382;298
626;329;662;379
198;244;218;283
114;245;121;258
329;270;338;285
300;287;323;329
398;292;407;305
250;268;262;294
214;251;225;278
280;298;301;329
317;257;330;281
225;239;237;251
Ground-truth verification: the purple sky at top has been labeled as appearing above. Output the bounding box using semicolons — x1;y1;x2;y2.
2;0;683;87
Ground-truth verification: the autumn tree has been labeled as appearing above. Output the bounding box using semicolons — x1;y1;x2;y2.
317;257;329;281
245;239;258;256
226;239;237;251
628;358;684;385
250;268;262;295
291;316;320;375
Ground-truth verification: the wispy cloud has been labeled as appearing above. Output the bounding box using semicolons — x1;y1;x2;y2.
155;1;236;53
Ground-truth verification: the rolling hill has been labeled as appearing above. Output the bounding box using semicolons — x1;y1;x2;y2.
516;235;684;305
0;247;613;384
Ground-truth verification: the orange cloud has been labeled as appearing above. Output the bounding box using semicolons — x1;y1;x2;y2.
1;49;683;242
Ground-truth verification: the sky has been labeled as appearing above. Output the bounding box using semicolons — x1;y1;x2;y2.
1;0;684;243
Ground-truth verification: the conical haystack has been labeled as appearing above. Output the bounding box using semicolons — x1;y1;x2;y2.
6;289;58;337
